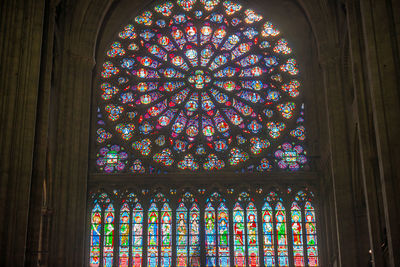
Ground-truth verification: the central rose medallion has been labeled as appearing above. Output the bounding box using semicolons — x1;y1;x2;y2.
187;70;212;89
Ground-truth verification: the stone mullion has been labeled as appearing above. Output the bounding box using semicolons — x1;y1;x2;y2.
171;200;177;267
359;0;400;265
142;200;149;267
199;199;206;267
114;199;121;267
272;202;279;267
301;203;308;267
228;201;234;267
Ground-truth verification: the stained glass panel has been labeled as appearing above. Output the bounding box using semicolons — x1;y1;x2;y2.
148;203;158;267
205;202;216;267
291;202;304;266
262;202;275;267
276;202;288;266
161;203;172;266
95;0;307;173
119;203;130;267
176;203;188;266
189;203;201;266
132;203;143;266
305;202;318;266
233;203;245;267
218;203;230;267
88;191;319;266
90;204;101;267
103;204;115;267
247;202;259;267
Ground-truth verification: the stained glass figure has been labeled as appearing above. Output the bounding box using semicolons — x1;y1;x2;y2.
275;202;288;266
132;203;143;266
205;202;217;267
96;0;307;173
161;203;172;267
119;203;130;267
176;203;188;266
291;202;304;266
305;202;318;266
262;202;275;266
217;203;230;267
103;204;115;267
189;203;201;266
88;191;319;267
90;204;102;267
148;203;159;267
247;202;259;266
233;203;246;266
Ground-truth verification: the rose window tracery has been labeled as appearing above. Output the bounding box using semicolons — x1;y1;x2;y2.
96;0;308;173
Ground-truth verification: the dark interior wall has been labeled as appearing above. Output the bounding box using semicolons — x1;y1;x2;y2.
0;0;399;266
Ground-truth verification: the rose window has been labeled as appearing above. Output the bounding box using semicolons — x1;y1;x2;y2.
96;0;308;173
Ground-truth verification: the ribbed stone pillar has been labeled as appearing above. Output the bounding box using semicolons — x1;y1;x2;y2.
0;0;45;266
358;0;400;265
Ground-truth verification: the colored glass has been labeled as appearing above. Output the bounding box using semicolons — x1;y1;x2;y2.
276;202;288;266
103;204;115;267
96;0;307;173
305;202;318;266
263;202;275;266
132;203;143;266
90;204;101;267
291;202;304;266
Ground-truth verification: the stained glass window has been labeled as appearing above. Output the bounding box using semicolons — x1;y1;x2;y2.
205;201;217;266
176;202;188;266
90;204;102;267
91;0;319;265
147;193;172;267
233;192;259;266
305;202;318;266
205;192;230;266
247;202;259;266
119;203;130;266
95;0;308;174
132;202;143;266
291;202;304;266
233;202;246;266
276;202;289;266
262;202;275;266
148;203;159;266
88;189;318;266
103;204;115;267
218;203;230;266
176;192;201;266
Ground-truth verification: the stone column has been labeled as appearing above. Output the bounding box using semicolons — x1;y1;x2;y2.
0;0;45;266
320;54;359;266
358;0;400;265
